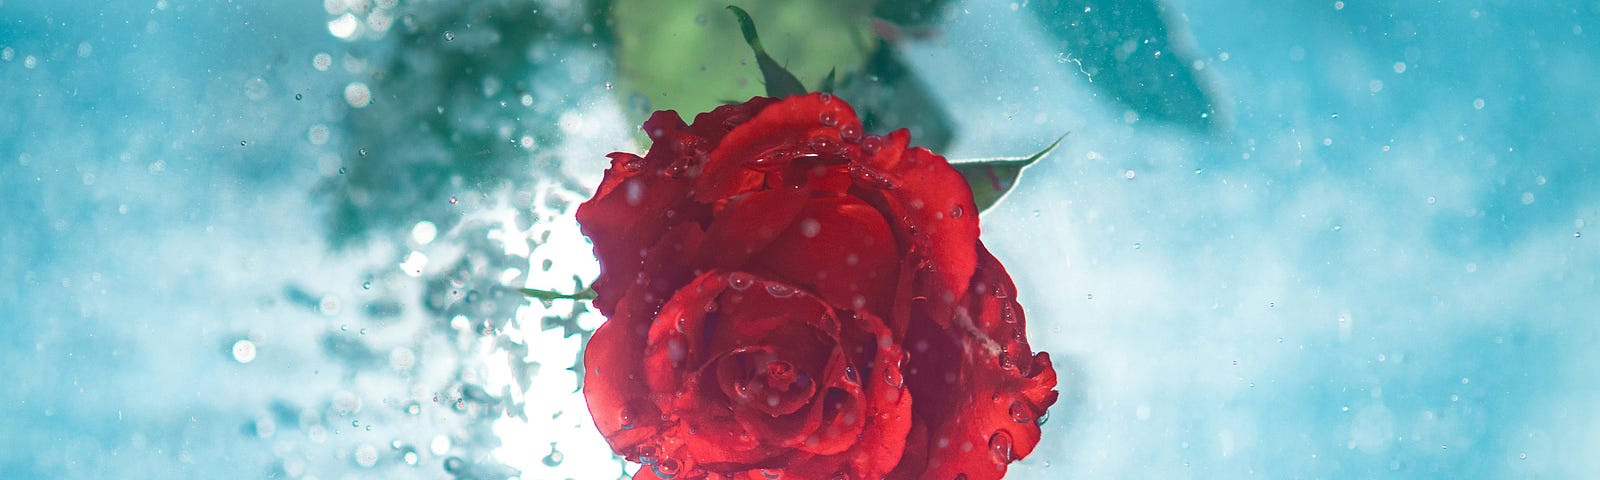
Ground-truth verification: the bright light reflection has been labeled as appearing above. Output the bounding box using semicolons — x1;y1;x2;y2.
327;13;359;39
481;181;613;478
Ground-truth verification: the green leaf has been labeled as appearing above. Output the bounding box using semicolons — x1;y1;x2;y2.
727;5;808;98
950;133;1068;212
1026;0;1223;132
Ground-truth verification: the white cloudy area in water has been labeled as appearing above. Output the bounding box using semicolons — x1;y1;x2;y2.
1;0;1596;479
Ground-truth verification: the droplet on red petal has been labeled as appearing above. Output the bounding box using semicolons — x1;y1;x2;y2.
829;472;850;480
652;457;681;478
728;272;756;290
819;111;838;126
819;92;835;103
760;468;784;479
951;205;965;218
848;164;898;190
989;430;1014;463
1008;400;1033;424
1001;303;1017;324
810;135;839;154
860;135;883;154
843;365;859;384
765;282;796;298
618;154;646;173
618;405;638;430
883;365;903;388
839;123;861;142
635;444;658;464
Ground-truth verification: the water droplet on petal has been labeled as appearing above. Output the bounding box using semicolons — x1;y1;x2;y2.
1008;401;1033;423
761;468;784;479
840;123;862;142
810;135;839;154
819;112;838;126
618;154;646;173
951;205;964;218
883;365;903;388
618;405;637;430
843;365;859;384
819;92;834;104
635;444;658;464
989;430;1014;463
728;272;756;291
861;135;884;154
652;458;681;478
765;282;796;298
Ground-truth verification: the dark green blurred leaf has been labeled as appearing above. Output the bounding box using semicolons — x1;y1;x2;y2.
951;133;1067;212
835;40;954;151
324;1;594;246
1028;0;1222;132
872;0;952;26
727;6;808;98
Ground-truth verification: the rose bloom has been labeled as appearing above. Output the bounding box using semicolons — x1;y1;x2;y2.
576;93;1058;479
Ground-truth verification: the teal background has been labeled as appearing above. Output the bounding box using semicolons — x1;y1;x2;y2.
2;0;1596;478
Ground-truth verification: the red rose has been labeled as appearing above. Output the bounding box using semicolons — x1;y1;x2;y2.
577;93;1058;479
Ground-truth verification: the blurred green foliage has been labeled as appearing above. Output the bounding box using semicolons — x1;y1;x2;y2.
609;0;876;122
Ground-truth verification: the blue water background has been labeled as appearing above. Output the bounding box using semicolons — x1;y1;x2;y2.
2;0;1596;478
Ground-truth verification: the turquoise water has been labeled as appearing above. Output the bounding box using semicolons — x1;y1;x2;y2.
2;0;1596;478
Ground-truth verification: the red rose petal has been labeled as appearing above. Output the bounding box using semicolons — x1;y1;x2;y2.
694;93;861;203
582;280;668;453
874;144;982;328
890;246;1058;480
696;188;810;271
754;196;899;319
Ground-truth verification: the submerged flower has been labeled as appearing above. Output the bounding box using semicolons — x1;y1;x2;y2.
577;93;1058;479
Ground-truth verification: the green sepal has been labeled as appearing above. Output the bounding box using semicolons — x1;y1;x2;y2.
819;68;837;94
727;6;808;98
951;133;1068;213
